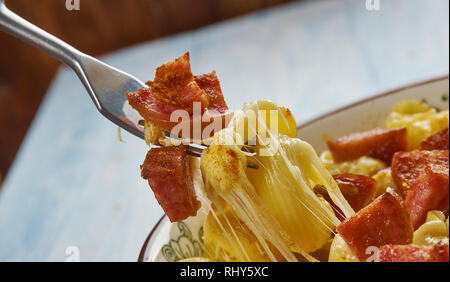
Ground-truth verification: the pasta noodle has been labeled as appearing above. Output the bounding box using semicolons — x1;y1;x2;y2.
386;100;449;150
413;211;449;246
200;100;354;262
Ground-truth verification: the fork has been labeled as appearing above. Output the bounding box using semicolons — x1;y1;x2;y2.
0;0;210;157
0;1;260;168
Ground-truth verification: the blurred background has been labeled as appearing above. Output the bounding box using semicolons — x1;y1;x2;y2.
0;0;448;261
0;0;299;185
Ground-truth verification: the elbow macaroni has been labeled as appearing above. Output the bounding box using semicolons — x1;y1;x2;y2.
328;234;359;262
413;211;449;246
386;100;449;150
320;151;387;177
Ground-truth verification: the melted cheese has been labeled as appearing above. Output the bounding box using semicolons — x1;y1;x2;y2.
200;100;354;262
386;100;449;150
414;211;449;246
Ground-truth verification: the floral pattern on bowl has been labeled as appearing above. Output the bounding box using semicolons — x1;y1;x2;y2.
161;221;204;262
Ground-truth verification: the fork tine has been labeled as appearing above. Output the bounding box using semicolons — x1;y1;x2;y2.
158;130;259;169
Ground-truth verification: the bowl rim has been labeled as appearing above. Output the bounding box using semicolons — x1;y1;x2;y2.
137;75;449;262
297;75;449;131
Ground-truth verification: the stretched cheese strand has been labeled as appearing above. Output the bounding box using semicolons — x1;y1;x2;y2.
202;144;298;261
201;100;354;261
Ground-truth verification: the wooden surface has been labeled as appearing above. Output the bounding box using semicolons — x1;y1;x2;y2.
0;0;448;261
0;0;299;183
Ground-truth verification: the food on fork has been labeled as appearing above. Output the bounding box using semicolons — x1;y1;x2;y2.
126;54;449;262
127;52;231;145
141;146;200;222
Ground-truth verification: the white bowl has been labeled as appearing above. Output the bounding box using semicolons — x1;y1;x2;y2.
138;76;449;262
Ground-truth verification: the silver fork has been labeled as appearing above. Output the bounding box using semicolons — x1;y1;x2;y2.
0;1;259;168
0;0;209;156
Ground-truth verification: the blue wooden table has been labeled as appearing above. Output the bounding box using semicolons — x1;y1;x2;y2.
0;0;448;262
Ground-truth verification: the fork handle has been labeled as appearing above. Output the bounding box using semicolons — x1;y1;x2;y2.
0;0;83;70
